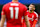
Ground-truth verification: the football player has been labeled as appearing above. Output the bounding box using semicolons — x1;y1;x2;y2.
26;4;38;27
0;0;30;27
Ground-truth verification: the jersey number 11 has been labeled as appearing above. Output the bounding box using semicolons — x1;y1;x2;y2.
9;7;19;19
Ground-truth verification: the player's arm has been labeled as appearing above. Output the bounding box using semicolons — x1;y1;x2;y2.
32;18;38;27
32;13;38;27
24;6;30;27
0;15;6;27
0;5;6;27
24;16;30;27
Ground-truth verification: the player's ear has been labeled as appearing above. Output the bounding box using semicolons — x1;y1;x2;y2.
34;8;35;10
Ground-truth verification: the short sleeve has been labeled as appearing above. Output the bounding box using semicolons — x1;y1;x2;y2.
24;6;27;16
1;5;5;15
35;13;38;21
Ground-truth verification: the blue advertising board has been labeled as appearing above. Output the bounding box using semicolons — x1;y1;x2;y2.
0;0;40;4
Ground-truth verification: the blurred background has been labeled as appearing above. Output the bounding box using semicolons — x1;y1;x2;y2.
0;0;40;27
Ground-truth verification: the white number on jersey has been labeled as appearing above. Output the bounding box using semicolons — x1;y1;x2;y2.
9;7;19;19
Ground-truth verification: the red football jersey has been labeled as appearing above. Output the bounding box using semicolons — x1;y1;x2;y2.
26;10;38;27
1;2;27;27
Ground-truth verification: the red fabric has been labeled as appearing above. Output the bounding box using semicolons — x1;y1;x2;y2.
1;2;27;27
7;23;22;27
32;20;37;27
33;20;37;25
23;10;38;27
26;11;38;25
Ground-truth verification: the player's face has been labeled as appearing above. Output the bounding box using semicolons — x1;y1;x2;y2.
29;4;35;11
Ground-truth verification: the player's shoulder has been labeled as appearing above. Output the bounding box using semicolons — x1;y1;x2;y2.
34;11;38;16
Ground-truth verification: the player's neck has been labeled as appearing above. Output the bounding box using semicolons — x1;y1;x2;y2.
12;0;18;2
29;10;34;13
